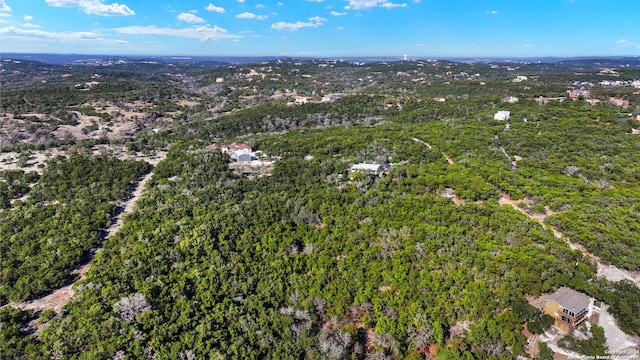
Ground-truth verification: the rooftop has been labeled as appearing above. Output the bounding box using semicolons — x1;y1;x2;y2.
547;287;591;312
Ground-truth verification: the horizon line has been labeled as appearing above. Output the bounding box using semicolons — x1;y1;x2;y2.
3;52;640;60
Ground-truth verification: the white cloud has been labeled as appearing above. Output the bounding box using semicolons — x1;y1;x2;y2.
22;23;41;28
486;10;498;15
177;12;205;23
278;2;284;5
522;44;534;48
0;0;11;12
0;26;100;40
205;4;225;13
256;4;265;8
237;0;245;3
45;0;135;16
114;25;240;41
345;0;407;10
337;26;344;30
236;12;268;20
331;11;346;16
616;39;640;48
271;16;326;31
24;15;33;21
380;2;406;8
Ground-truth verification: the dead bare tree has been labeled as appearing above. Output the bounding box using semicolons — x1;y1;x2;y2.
113;293;151;322
317;329;352;359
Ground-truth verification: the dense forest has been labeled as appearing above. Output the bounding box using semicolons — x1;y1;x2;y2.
1;57;639;359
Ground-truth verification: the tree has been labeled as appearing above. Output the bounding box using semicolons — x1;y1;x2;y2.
113;293;151;322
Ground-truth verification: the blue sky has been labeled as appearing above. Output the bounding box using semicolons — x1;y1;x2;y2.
0;0;639;57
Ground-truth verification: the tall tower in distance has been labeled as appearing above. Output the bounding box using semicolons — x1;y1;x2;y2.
403;54;408;61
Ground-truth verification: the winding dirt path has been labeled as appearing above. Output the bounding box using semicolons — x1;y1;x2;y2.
7;169;156;313
506;193;640;356
441;152;456;165
411;137;432;149
410;137;455;164
498;193;640;289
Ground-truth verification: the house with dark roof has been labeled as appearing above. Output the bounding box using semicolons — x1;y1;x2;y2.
544;287;593;332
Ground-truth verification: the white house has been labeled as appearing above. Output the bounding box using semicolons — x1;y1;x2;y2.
350;163;383;175
501;96;519;103
321;94;344;103
294;96;309;105
210;142;254;162
494;111;511;121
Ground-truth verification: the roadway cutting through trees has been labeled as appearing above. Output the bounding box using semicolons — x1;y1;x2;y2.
7;166;159;313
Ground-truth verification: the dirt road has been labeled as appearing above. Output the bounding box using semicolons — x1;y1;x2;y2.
499;193;640;289
8;168;157;313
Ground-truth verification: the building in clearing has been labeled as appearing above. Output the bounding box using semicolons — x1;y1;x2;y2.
350;163;383;176
513;75;528;82
502;96;519;103
544;287;593;332
294;96;310;105
209;142;253;162
494;111;511;121
569;89;591;99
321;94;344;103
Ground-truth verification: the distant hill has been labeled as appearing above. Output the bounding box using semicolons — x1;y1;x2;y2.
3;53;640;68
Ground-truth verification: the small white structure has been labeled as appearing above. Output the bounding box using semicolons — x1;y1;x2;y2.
321;94;344;103
494;111;511;121
501;96;519;103
294;96;309;105
350;163;383;175
441;188;456;198
210;142;254;162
